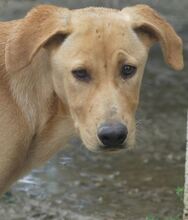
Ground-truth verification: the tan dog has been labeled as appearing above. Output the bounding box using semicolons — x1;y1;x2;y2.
0;4;183;195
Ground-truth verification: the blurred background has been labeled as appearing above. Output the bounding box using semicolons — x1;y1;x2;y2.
0;0;187;219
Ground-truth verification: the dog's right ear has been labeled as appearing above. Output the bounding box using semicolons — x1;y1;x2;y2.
5;5;71;73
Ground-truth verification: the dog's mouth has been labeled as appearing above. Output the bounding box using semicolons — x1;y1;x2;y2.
82;142;128;153
98;144;127;152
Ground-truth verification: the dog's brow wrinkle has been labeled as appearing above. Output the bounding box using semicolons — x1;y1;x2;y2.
109;106;118;117
89;105;93;113
62;16;68;25
122;13;131;22
111;106;117;112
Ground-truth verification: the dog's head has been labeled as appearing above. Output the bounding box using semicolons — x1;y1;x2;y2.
6;5;183;152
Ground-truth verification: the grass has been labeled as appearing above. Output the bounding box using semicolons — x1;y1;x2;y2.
0;191;15;204
146;216;180;220
176;187;184;202
146;187;184;220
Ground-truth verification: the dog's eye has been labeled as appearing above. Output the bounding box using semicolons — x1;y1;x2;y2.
71;68;91;82
120;64;137;79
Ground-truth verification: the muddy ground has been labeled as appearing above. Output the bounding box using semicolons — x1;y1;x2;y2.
0;0;188;219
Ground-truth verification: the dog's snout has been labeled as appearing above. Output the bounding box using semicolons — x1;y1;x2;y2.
97;122;128;147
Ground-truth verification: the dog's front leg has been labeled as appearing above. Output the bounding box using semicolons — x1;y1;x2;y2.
24;117;75;170
0;141;31;195
0;116;31;196
0;132;33;195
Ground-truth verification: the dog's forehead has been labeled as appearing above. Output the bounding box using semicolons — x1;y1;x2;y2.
66;9;145;59
60;8;147;64
74;7;118;13
71;7;131;33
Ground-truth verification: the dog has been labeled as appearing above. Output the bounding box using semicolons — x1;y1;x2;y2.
0;4;183;195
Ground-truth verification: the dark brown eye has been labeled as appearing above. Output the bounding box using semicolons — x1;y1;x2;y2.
71;68;91;82
120;64;137;79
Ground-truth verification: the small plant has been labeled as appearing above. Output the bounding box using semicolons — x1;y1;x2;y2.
146;187;183;220
146;216;180;220
0;191;15;204
176;186;184;202
146;215;159;220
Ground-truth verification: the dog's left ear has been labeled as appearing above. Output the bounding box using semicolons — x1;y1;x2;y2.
5;5;71;73
121;4;184;70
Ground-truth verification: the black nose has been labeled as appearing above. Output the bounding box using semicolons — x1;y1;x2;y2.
97;122;128;147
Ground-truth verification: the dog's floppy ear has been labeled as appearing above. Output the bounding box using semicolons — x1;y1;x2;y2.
5;5;71;73
121;4;184;70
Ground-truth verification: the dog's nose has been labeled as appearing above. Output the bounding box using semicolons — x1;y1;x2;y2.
97;122;128;147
